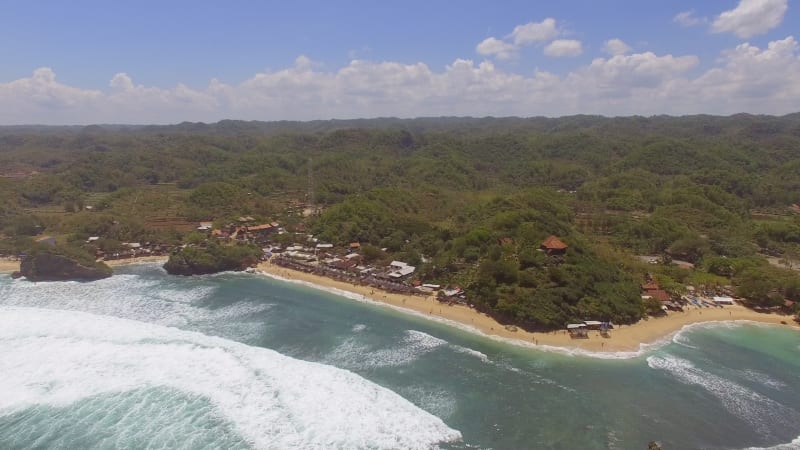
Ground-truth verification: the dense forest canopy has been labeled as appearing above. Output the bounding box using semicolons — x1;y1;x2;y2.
2;114;800;328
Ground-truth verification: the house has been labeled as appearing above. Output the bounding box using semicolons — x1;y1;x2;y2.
641;280;670;302
790;204;800;215
567;323;588;338
712;296;735;305
197;221;213;231
643;290;670;302
315;243;334;250
86;236;100;243
641;281;660;292
247;224;277;240
540;236;568;255
349;242;361;250
388;260;415;278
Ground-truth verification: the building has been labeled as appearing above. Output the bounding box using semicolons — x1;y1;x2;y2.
540;236;568;255
388;260;416;278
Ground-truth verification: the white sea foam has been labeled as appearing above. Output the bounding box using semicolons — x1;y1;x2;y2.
647;355;800;437
743;435;800;449
450;345;492;364
0;273;272;342
0;307;462;449
327;330;448;370
738;369;789;391
259;271;655;360
399;386;458;421
260;271;796;361
351;323;368;332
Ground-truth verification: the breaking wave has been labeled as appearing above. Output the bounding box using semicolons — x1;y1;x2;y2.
0;307;461;449
0;271;272;342
647;355;800;437
326;330;448;369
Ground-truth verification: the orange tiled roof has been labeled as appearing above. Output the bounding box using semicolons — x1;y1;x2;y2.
541;235;568;250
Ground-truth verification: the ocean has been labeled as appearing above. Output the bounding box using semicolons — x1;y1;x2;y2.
1;263;798;450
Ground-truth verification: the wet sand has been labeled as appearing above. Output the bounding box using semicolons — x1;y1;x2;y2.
256;261;798;354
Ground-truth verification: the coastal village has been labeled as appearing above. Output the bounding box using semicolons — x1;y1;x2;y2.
4;210;789;342
4;203;799;345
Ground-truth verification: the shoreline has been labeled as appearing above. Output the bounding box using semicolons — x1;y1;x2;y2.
3;257;797;355
0;256;169;274
256;261;799;354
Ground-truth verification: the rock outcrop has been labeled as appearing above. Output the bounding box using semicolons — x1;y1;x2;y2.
20;253;112;282
163;243;262;276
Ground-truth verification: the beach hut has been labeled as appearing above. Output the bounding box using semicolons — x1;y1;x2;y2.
712;296;735;305
541;236;568;255
567;323;588;338
583;320;603;330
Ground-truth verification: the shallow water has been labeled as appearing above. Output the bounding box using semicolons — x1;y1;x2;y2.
1;263;798;449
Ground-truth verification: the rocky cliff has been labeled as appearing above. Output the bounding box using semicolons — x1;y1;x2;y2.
20;253;113;282
163;244;262;276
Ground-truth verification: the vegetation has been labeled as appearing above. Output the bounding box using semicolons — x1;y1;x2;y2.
163;242;263;276
2;114;800;327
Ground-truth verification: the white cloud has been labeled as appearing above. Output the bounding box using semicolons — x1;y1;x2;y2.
711;0;788;38
603;39;632;56
511;18;561;45
544;39;583;57
693;36;800;105
476;37;517;60
2;37;799;123
475;18;565;61
674;10;707;27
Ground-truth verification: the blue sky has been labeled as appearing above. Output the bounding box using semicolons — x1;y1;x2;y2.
0;0;798;124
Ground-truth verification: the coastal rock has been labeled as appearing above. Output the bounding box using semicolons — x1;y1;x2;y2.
163;244;261;276
20;253;112;282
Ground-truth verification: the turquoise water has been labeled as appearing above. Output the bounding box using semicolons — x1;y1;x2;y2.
1;263;799;449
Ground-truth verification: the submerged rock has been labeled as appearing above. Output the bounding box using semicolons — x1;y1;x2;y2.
20;253;112;282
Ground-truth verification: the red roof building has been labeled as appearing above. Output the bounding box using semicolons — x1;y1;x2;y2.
641;281;660;292
649;290;671;302
540;236;568;254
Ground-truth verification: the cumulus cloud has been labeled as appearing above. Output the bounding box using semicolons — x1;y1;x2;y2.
544;39;583;57
511;18;561;45
603;39;632;56
1;37;799;123
674;10;707;27
711;0;788;38
476;37;517;60
475;18;564;60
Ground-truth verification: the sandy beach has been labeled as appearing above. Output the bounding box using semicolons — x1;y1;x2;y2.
0;256;168;273
103;256;168;267
257;261;799;354
3;255;796;354
0;258;19;273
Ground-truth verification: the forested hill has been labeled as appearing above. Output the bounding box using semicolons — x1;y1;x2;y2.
2;114;800;329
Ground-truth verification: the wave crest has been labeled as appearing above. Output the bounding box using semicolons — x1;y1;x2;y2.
0;307;461;449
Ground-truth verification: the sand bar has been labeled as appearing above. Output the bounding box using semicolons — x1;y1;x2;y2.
257;261;799;354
